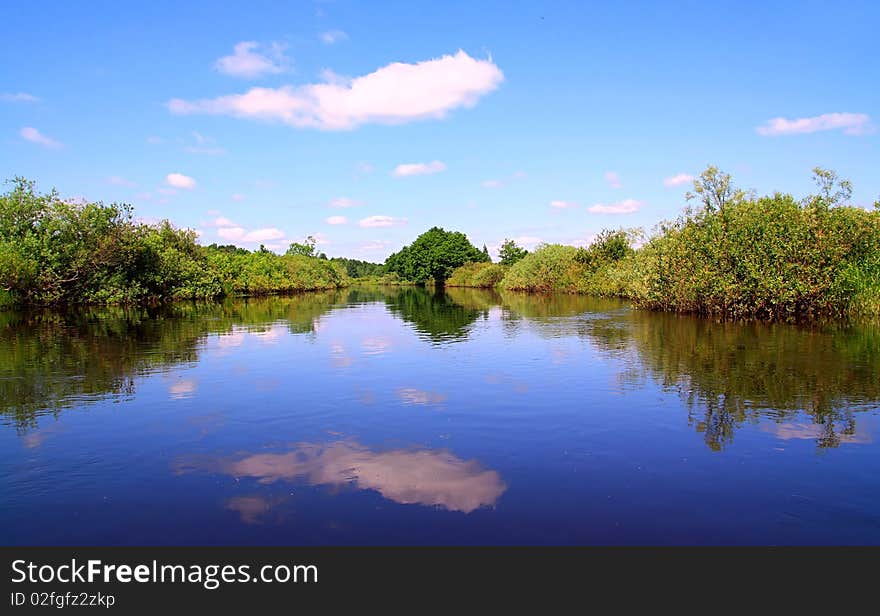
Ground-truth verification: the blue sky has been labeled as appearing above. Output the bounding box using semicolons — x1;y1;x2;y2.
2;0;878;259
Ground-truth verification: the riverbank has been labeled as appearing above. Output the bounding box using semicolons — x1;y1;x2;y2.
450;172;880;321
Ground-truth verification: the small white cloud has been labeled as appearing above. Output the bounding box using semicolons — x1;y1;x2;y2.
106;176;136;187
356;239;392;253
326;216;348;225
211;216;238;228
243;227;285;242
358;216;407;228
756;112;873;136
663;173;694;187
329;197;363;208
509;236;542;250
169;50;503;131
1;92;39;103
20;126;62;149
214;41;290;79
482;179;503;188
165;173;197;189
604;171;622;189
588;199;642;214
231;193;246;201
218;226;246;240
392;161;446;177
550;200;578;209
320;30;348;44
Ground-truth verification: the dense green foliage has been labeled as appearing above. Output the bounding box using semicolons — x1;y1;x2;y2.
329;256;386;278
0;179;347;305
447;167;880;320
384;226;488;284
446;262;508;287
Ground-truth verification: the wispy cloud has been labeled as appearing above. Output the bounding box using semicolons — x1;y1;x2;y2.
326;216;348;225
170;50;503;131
550;200;579;209
356;239;392;253
663;173;694;187
106;176;136;187
604;171;622;189
588;198;642;214
165;173;197;189
320;30;348;45
392;161;446;177
756;112;873;136
214;41;290;79
481;179;503;188
358;216;407;228
184;131;226;155
1;92;39;103
328;196;363;208
242;228;284;242
20;126;62;149
231;193;246;202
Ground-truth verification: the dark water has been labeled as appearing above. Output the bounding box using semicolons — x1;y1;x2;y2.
2;286;879;545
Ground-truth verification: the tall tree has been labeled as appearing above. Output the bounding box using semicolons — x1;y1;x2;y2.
384;227;487;284
498;239;528;266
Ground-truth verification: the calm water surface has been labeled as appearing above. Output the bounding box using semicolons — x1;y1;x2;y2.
2;286;879;545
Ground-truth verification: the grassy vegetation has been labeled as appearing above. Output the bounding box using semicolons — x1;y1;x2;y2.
446;262;508;287
448;167;880;320
0;178;348;305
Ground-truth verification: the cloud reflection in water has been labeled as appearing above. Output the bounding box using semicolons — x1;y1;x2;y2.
177;441;506;514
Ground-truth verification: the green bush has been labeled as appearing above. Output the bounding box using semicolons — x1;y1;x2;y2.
0;178;348;306
446;262;508;287
499;244;589;293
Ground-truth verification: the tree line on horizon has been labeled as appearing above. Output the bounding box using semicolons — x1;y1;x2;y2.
1;166;879;320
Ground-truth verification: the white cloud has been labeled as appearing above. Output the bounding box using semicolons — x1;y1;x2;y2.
356;240;392;253
358;216;407;228
663;173;694;187
326;216;348;225
218;226;246;240
604;171;622;189
756;112;873;136
20;126;62;149
320;30;348;44
214;41;289;79
231;193;246;201
510;236;542;250
1;92;39;103
211;216;238;228
550;200;579;209
243;228;285;242
329;196;363;208
169;50;503;131
482;179;503;188
165;173;197;189
588;199;642;214
106;176;136;187
392;160;446;177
